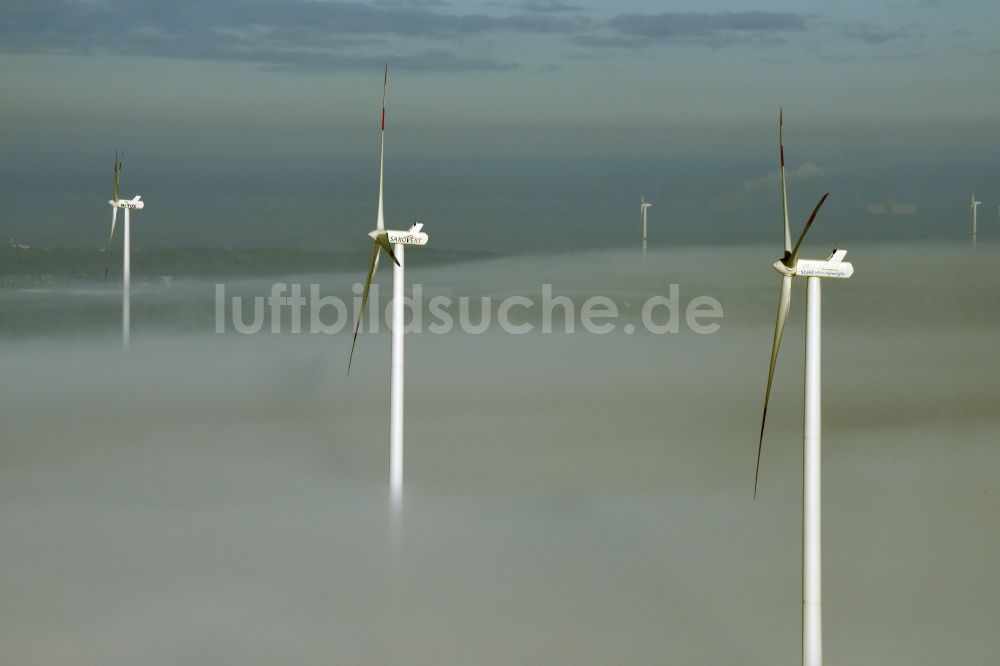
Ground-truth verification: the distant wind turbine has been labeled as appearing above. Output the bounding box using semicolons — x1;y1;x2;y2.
971;192;981;239
104;152;144;349
348;66;429;506
754;108;855;666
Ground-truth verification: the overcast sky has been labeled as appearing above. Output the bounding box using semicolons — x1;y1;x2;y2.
1;0;998;249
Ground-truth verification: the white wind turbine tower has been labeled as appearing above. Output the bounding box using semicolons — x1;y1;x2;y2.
103;152;144;349
970;191;981;239
640;196;652;253
754;108;855;666
348;66;429;507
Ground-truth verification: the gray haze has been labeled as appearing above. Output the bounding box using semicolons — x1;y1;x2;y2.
2;242;998;664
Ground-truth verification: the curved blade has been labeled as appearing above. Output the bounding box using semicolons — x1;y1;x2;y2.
376;65;387;232
779;108;791;254
788;192;829;266
376;233;400;267
103;206;118;281
381;64;387;132
112;151;121;202
348;241;383;374
754;273;792;498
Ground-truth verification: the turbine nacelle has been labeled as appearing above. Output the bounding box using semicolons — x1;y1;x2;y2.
772;249;854;279
110;196;144;210
369;222;429;246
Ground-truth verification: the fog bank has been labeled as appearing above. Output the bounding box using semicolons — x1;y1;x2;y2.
1;241;998;664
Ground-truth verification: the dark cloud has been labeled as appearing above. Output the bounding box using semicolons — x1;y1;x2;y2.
0;0;576;71
579;11;914;54
842;25;913;45
259;48;516;73
849;29;904;44
572;34;646;49
569;10;809;50
607;10;807;42
371;0;451;7
517;0;582;13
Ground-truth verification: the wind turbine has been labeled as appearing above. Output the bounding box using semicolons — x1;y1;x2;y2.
640;196;652;254
754;108;854;666
104;152;144;349
971;192;981;239
348;65;429;506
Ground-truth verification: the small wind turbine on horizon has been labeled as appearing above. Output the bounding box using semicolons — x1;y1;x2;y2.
348;65;429;507
103;152;144;349
754;108;855;666
640;196;652;254
971;191;981;240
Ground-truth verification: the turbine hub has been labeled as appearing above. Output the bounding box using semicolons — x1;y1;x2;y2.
773;259;796;276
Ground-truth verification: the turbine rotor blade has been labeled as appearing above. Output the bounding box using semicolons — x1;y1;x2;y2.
348;241;383;374
113;151;121;202
376;66;387;232
103;206;118;281
381;63;387;132
787;192;829;266
376;233;400;267
754;273;792;498
780;108;791;254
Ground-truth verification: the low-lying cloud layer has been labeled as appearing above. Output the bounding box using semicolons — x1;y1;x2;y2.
2;243;998;663
868;197;919;216
738;160;827;197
